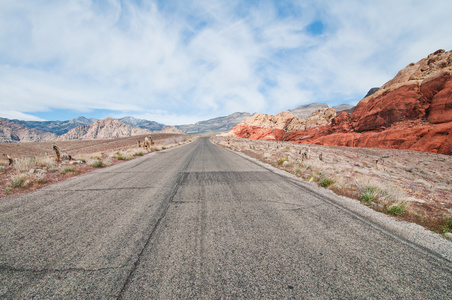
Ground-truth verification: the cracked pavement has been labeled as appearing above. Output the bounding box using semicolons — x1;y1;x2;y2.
1;137;451;298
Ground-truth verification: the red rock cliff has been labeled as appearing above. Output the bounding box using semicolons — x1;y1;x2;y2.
226;49;452;155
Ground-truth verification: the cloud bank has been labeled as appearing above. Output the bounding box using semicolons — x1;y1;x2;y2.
1;0;452;124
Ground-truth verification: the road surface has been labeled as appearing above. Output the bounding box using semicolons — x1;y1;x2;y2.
0;137;451;298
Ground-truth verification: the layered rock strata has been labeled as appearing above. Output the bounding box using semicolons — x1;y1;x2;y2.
227;49;452;155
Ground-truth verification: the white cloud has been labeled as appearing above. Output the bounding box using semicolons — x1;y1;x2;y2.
1;0;452;122
0;111;45;121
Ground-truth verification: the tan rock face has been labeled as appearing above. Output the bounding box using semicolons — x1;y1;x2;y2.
226;49;452;155
305;108;336;129
0;118;57;142
57;117;151;141
227;108;336;140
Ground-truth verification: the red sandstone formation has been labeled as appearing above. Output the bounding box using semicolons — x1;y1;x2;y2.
226;49;452;155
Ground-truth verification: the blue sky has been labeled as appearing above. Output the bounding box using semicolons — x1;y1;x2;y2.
1;0;452;125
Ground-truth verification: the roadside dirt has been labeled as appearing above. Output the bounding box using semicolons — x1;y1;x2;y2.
211;136;452;235
0;134;187;159
0;134;191;199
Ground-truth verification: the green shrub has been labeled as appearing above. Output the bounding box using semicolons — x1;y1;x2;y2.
443;218;452;233
60;167;74;174
320;178;335;188
117;156;126;160
295;169;301;173
387;203;405;216
12;176;25;188
361;186;380;203
91;160;104;168
133;152;144;156
277;157;288;165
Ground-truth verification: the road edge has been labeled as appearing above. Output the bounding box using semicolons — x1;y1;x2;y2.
213;140;452;264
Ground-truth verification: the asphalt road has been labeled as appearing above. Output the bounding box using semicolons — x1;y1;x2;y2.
1;137;451;299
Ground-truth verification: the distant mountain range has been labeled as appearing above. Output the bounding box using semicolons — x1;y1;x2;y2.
14;116;97;136
57;117;153;141
178;112;253;135
0;102;356;143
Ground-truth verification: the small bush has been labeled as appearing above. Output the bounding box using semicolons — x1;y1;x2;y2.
443;218;452;233
117;156;126;160
4;188;11;195
277;157;288;165
60;167;74;174
91;160;103;168
133;152;144;156
37;178;49;185
320;178;335;188
295;169;301;173
361;186;380;203
161;147;166;150
12;176;25;188
387;203;405;216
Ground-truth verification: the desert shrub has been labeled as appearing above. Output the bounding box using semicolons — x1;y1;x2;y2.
91;160;103;168
12;176;25;188
361;186;381;203
13;158;37;173
133;152;144;156
443;218;452;233
117;156;126;160
387;203;406;216
295;169;301;173
320;178;335;188
60;167;74;174
277;157;288;165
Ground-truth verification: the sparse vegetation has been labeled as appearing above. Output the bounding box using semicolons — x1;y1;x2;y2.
360;186;381;204
320;177;335;188
12;176;25;188
90;160;104;168
60;167;75;174
0;137;192;198
442;218;452;233
277;156;288;165
387;203;406;216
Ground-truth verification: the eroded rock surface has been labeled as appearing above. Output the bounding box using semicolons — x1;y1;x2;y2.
226;49;452;155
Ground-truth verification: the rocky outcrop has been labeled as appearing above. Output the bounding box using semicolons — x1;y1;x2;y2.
0;118;57;143
364;87;379;98
289;103;353;119
225;108;336;141
226;49;452;155
57;117;152;141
